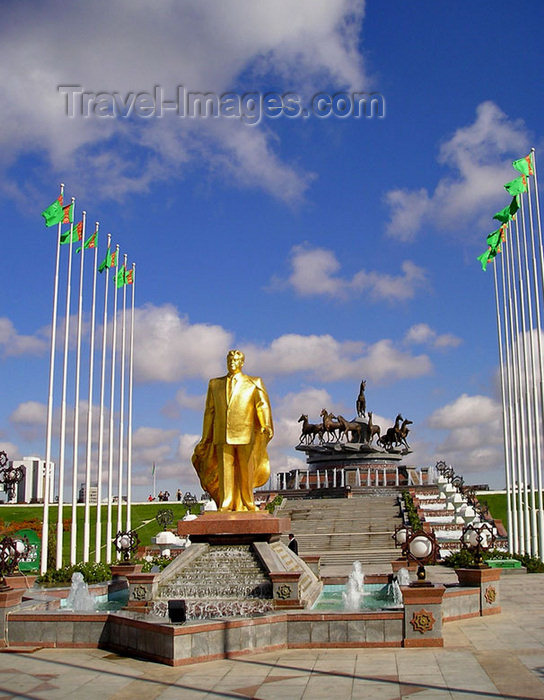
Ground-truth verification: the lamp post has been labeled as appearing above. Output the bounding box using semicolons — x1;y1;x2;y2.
113;530;140;563
0;452;24;503
461;522;496;568
402;529;440;586
0;536;29;589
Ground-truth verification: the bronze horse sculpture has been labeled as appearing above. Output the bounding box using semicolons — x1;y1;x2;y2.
367;411;381;445
356;379;366;417
320;409;342;443
377;413;403;451
298;414;323;445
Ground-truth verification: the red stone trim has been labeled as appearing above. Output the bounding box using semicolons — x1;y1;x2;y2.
482;606;501;616
443;612;480;623
443;588;479;598
401;584;445;604
287;641;401;649
404;638;443;647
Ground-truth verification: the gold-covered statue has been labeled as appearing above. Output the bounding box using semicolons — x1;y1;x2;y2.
191;350;274;512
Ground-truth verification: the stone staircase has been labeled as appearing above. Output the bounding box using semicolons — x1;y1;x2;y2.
278;495;402;567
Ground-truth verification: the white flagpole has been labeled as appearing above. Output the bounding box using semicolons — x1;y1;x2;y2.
513;211;537;555
529;148;544;559
41;183;64;574
153;463;156;498
116;254;128;540
126;263;135;531
83;222;99;562
500;239;518;551
106;245;120;563
505;219;526;553
70;210;87;565
56;197;76;569
518;195;541;556
493;259;513;552
95;234;111;563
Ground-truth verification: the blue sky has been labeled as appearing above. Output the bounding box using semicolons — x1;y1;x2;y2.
1;0;543;499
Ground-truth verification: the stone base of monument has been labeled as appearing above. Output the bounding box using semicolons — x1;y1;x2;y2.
119;512;322;616
177;511;291;545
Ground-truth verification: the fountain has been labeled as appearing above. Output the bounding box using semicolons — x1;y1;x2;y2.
64;571;95;612
342;560;365;611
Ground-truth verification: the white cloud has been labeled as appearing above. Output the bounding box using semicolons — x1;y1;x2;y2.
0;319;47;357
404;323;462;350
384;102;530;241
134;304;233;382
275;245;427;302
247;334;431;383
429;393;501;430
9;401;47;442
0;0;367;204
427;393;503;474
178;434;201;461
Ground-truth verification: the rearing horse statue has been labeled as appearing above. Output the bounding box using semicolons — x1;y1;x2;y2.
356;379;366;417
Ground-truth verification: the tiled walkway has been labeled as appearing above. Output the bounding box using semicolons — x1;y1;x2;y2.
1;573;543;699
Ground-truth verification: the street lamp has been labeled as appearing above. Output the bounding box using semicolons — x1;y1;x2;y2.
0;535;29;589
113;530;140;563
403;529;440;586
0;452;24;503
461;522;496;568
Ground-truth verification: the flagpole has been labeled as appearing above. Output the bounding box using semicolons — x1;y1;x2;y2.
493;260;513;552
95;234;111;563
529;147;544;558
153;463;156;499
500;248;518;552
526;152;544;560
518;194;541;557
505;219;526;553
513;210;537;555
41;183;64;574
83;222;99;562
116;254;128;539
69;210;86;564
106;245;120;563
126;263;135;531
56;197;76;569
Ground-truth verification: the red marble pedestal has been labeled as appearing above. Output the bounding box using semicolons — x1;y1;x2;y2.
177;511;291;544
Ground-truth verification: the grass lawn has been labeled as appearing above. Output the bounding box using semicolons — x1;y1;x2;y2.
0;502;198;565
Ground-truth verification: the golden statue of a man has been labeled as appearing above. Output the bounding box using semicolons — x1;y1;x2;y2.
191;350;274;512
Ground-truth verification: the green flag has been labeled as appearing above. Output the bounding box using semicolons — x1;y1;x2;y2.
504;174;527;196
115;264;127;288
76;231;97;253
493;196;519;224
512;153;534;177
41;197;63;227
98;247;116;273
477;248;497;271
60;221;83;245
486;228;503;253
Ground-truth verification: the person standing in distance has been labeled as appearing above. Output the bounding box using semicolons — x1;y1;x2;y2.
288;533;299;555
192;350;273;512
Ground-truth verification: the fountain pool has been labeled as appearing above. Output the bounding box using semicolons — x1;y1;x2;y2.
312;583;403;611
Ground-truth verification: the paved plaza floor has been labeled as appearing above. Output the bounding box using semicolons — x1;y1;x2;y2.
1;572;544;699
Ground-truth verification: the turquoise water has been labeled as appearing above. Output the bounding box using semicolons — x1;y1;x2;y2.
312;583;402;611
60;588;129;611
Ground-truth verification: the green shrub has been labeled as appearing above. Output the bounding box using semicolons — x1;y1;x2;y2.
443;547;544;573
266;495;283;514
401;491;422;530
137;556;174;573
36;561;112;585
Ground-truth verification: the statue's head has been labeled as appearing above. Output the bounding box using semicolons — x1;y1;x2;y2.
227;349;245;375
